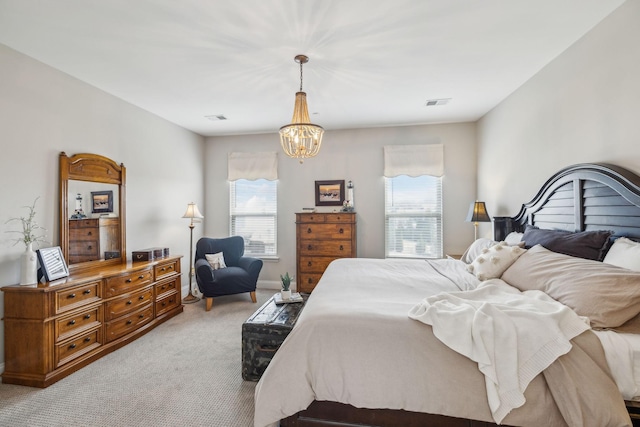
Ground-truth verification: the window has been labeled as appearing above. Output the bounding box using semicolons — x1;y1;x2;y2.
385;175;442;259
230;179;277;257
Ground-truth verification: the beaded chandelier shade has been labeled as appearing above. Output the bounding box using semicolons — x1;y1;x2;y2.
279;55;324;164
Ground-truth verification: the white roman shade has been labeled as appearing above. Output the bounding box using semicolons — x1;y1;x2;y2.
228;152;278;181
383;144;443;177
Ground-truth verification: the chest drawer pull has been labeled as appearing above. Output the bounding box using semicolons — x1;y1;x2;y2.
339;245;344;251
84;314;91;319
83;289;91;295
339;228;344;234
139;314;145;319
126;278;132;283
307;278;313;284
126;320;132;325
68;319;76;325
87;231;92;236
139;295;145;300
69;343;76;349
68;293;76;299
308;244;312;250
161;267;166;271
307;227;312;233
307;261;312;267
138;275;145;279
84;337;91;342
126;300;132;305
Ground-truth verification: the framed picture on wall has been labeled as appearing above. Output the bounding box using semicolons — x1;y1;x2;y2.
315;180;345;206
91;190;113;214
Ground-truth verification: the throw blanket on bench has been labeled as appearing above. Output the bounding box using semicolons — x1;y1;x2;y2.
409;279;590;423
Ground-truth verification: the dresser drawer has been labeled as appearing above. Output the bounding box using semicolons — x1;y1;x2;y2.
55;328;101;368
297;213;328;223
301;223;353;239
155;290;180;317
155;276;179;299
105;269;153;298
105;287;153;321
69;227;99;241
55;281;102;314
55;307;102;342
105;305;154;343
69;219;99;229
297;273;323;293
154;259;179;280
299;256;335;273
299;240;353;256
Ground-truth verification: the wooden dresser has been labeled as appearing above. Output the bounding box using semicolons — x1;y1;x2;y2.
68;217;120;264
1;256;182;388
296;212;356;293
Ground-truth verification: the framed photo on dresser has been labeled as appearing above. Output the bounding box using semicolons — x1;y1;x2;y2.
36;246;69;282
315;180;345;206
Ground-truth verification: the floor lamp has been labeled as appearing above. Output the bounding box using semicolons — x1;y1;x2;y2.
182;202;204;304
466;201;491;240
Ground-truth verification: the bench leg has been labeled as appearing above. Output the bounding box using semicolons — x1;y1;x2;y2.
250;291;257;303
205;297;213;311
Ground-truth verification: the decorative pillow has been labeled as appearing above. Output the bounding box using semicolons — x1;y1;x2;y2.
205;252;227;270
466;241;526;281
501;245;640;328
460;238;497;264
603;237;640;271
522;225;613;261
504;232;524;247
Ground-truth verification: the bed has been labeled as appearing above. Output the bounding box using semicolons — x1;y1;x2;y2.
254;163;640;427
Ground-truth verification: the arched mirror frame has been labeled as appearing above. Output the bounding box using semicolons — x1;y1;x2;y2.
59;152;127;274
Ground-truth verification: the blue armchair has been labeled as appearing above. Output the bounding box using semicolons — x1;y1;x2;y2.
194;236;263;311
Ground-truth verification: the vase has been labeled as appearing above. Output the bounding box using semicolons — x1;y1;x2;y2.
20;242;38;285
281;290;292;300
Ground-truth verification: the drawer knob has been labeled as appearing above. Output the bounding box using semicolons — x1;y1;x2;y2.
84;314;91;319
307;244;312;250
87;231;92;236
339;245;344;251
68;319;76;325
339;228;344;234
68;293;76;299
161;267;166;271
307;227;312;234
308;278;312;284
126;278;132;283
139;295;145;300
168;266;173;270
87;245;92;249
139;314;144;318
84;337;91;342
161;285;166;290
138;275;145;279
126;300;132;305
307;261;312;267
162;302;166;306
83;289;91;295
126;320;132;325
69;343;77;349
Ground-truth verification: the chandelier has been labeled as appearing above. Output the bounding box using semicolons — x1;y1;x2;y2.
279;54;324;163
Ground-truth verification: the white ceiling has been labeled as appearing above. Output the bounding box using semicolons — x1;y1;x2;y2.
0;0;625;137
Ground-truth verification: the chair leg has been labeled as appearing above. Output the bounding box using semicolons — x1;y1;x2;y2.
250;291;257;303
205;297;213;311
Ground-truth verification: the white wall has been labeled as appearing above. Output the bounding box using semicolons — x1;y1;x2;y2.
0;44;205;366
477;0;640;230
204;123;478;287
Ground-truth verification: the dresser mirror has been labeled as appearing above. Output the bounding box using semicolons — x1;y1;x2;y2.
59;152;126;274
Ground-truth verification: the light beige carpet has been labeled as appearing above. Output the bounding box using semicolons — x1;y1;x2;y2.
0;289;275;427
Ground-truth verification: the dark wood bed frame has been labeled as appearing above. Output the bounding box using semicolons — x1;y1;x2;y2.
280;163;640;427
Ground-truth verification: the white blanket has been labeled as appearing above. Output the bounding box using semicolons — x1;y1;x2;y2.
408;279;590;423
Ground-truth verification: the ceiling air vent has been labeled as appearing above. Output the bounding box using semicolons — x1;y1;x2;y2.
205;114;227;121
425;98;451;106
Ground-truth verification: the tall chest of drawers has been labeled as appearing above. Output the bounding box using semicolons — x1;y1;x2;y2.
1;256;182;388
296;212;356;293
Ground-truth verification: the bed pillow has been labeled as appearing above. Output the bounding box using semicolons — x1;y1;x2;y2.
501;245;640;328
603;237;640;271
205;252;227;270
460;238;497;264
522;225;613;261
466;241;526;281
504;232;524;247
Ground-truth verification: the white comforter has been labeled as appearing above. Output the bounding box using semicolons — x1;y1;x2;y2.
253;258;631;427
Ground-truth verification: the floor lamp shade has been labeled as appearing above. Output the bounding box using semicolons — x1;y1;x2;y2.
183;202;204;303
466;201;491;240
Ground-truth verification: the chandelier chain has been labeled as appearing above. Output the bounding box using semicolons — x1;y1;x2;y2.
299;60;304;92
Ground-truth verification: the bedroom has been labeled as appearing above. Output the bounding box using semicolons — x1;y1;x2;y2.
0;0;639;425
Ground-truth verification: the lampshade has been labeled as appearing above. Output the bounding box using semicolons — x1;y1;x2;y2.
466;201;491;223
279;55;324;164
182;202;204;220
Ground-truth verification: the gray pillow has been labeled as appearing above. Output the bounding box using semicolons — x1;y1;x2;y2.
522;225;612;261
